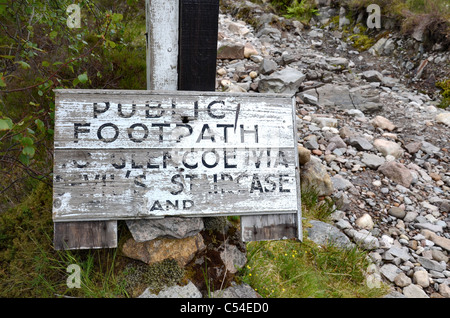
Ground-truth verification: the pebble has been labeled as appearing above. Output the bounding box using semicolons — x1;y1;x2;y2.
388;207;406;219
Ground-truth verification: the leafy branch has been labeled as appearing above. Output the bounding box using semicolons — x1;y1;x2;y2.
0;18;112;94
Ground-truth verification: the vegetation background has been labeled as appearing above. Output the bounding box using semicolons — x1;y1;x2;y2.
0;0;448;298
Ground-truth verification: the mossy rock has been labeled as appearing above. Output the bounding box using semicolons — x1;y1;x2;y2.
123;259;186;297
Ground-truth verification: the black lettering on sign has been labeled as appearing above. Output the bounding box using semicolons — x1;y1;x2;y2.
128;123;149;143
175;124;193;142
279;174;291;192
185;174;197;191
209;174;218;194
276;151;289;168
207;100;225;119
111;154;126;169
131;154;143;169
266;149;272;168
145;103;164;118
134;174;146;188
150;200;163;211
264;175;277;192
194;101;199;119
166;200;179;209
152;123;170;142
224;149;237;168
182;150;198;169
183;200;194;210
147;154;159;169
162;151;171;169
118;103;136;118
250;174;264;193
73;123;90;143
251;149;264;168
221;173;233;194
148;200;193;211
93;102;110;118
235;173;249;193
202;150;219;168
73;159;89;168
170;174;184;195
97;123;119;143
216;124;233;143
240;125;258;143
196;124;215;143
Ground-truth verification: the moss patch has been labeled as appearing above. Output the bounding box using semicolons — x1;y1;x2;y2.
346;33;376;51
0;182;56;297
123;258;186;297
436;79;450;109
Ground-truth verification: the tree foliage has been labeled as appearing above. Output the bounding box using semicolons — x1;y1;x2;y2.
0;0;145;208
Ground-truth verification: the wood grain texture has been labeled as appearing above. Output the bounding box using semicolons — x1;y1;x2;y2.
241;213;298;241
146;0;179;90
53;90;300;222
54;90;295;149
53;221;117;250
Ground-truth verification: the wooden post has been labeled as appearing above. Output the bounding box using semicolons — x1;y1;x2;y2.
146;0;179;90
178;0;219;91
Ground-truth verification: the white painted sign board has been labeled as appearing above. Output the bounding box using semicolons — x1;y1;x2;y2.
53;89;301;222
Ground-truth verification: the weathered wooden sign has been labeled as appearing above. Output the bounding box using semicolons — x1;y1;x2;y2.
53;89;301;223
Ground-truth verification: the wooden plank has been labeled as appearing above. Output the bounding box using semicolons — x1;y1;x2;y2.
52;89;300;222
178;0;219;91
53;221;117;250
146;0;179;90
54;91;294;149
52;90;296;149
241;214;298;241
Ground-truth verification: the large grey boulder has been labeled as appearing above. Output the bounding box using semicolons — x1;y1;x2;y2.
126;217;204;242
259;58;278;75
307;220;353;249
378;161;413;187
301;84;382;112
305;84;354;109
258;67;306;94
300;157;334;196
361;70;384;82
362;153;386;169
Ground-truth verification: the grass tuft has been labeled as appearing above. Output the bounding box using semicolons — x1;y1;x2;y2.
241;238;389;298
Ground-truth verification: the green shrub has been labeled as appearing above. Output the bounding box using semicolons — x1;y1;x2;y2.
268;0;319;23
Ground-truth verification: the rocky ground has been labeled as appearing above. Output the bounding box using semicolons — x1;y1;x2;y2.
122;1;450;298
212;0;450;298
